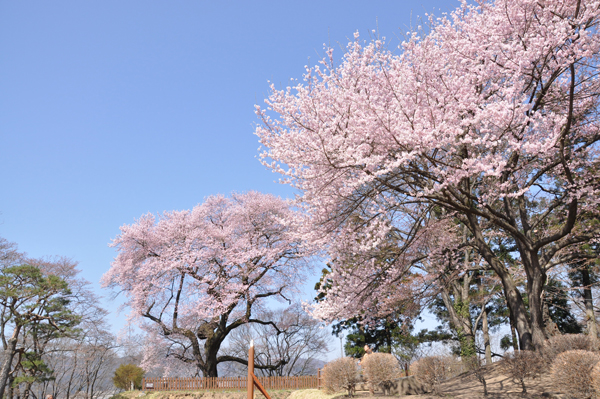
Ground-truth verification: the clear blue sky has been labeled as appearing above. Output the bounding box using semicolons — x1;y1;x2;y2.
0;0;459;333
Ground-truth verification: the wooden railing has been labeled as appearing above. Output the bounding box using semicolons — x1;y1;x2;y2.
142;375;320;391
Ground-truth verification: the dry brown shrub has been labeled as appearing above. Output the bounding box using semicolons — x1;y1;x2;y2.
446;356;466;377
411;356;455;394
502;350;543;394
550;349;600;399
322;357;360;397
360;352;403;395
463;357;489;396
591;361;600;397
542;334;596;365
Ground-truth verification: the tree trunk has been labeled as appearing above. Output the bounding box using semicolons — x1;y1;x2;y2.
22;382;32;399
65;347;79;399
542;299;560;338
581;265;598;345
510;320;519;352
525;253;548;350
89;362;101;399
482;305;492;365
440;249;477;362
467;215;534;351
203;354;219;378
202;338;221;377
475;271;492;365
506;280;534;351
7;375;14;399
0;326;21;399
440;286;475;360
487;256;532;350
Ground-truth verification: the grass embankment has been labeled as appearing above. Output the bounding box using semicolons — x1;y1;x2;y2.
287;389;345;399
113;389;320;399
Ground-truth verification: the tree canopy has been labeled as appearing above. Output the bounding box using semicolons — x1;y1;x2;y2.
113;364;144;391
0;265;80;399
256;0;600;350
102;191;314;377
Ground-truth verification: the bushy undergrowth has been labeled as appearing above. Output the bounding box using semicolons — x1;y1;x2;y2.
550;349;600;399
591;361;600;397
502;350;543;394
463;356;489;396
322;357;360;397
542;334;596;365
360;352;403;395
411;356;461;394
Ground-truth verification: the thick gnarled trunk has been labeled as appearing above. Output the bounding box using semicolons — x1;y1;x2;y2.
468;215;534;350
201;333;224;378
518;246;548;350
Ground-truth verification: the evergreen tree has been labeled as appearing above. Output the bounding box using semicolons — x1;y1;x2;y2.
0;265;80;399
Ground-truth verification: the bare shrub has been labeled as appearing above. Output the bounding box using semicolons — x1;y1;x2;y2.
446;356;467;376
322;357;360;397
411;356;453;394
463;357;488;396
590;361;600;397
502;351;543;394
360;352;403;395
542;334;596;365
550;350;600;399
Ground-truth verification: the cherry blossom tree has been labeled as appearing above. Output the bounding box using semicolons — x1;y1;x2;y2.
255;0;600;350
102;191;312;377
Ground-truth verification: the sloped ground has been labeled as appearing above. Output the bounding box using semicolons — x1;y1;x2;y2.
293;362;565;398
403;362;565;398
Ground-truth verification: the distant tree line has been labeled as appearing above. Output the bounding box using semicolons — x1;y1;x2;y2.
1;227;331;395
0;236;126;399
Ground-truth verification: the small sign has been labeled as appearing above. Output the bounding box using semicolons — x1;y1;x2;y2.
145;383;154;389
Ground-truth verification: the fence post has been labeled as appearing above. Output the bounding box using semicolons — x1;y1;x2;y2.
317;369;321;390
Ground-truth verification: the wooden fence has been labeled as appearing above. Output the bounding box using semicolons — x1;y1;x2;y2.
142;375;321;391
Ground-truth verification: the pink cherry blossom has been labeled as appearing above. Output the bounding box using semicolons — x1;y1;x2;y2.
256;0;600;350
102;191;313;376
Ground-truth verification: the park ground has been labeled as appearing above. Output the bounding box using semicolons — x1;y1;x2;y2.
122;361;569;399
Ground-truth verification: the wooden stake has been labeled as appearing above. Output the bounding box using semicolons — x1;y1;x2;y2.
252;375;272;399
248;340;255;399
247;340;272;399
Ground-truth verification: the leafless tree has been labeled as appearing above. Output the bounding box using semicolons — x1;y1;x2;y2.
0;236;120;399
38;319;120;399
224;304;329;376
